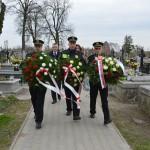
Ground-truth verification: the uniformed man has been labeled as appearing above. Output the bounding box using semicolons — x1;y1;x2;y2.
49;43;61;104
61;36;85;120
88;42;112;125
27;40;47;129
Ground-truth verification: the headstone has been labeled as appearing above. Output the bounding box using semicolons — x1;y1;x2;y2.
138;85;150;117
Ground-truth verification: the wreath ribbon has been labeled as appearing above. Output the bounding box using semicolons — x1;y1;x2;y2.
95;56;106;89
63;64;81;109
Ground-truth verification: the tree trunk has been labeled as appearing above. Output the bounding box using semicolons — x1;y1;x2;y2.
22;14;27;58
55;31;59;48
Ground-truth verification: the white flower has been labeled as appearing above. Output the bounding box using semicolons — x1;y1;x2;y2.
77;73;80;76
39;56;43;60
45;68;49;71
44;72;48;76
55;62;57;65
75;55;79;59
112;68;117;72
54;76;57;79
74;84;77;87
114;58;117;61
80;77;83;81
53;70;56;73
78;62;82;66
40;67;44;70
49;63;52;67
44;55;47;57
42;63;46;67
110;61;114;65
80;72;84;75
77;66;80;69
103;65;108;70
50;59;53;62
116;64;120;68
105;59;109;63
108;57;112;61
74;79;77;82
70;60;74;64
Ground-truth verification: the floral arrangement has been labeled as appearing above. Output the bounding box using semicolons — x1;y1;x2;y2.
125;68;136;76
21;52;59;86
87;56;124;84
10;55;22;65
125;59;139;70
59;53;86;87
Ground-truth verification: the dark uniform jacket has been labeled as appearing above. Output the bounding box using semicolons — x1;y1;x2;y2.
48;51;61;60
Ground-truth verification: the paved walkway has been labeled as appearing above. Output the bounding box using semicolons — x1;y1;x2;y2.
10;90;131;150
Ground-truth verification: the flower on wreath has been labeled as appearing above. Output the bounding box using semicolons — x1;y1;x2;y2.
87;56;124;84
21;52;60;86
59;53;86;86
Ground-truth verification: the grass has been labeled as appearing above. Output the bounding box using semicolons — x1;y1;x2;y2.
0;95;31;150
109;95;150;150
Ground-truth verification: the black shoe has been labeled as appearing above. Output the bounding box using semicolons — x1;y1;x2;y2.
36;122;42;129
58;96;61;101
66;111;72;116
51;101;57;104
73;116;81;120
104;119;112;125
90;114;95;118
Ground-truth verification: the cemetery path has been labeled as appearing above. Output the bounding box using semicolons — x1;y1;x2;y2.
10;90;131;150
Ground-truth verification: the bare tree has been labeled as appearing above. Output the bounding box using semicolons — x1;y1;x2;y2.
26;5;44;41
7;0;37;56
41;0;73;47
0;1;6;35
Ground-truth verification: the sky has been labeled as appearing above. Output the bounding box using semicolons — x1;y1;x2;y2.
0;0;150;50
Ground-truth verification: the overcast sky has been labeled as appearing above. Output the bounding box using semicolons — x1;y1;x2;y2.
0;0;150;50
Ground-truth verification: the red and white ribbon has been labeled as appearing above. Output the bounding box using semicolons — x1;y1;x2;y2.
63;64;80;109
36;69;61;95
95;56;106;89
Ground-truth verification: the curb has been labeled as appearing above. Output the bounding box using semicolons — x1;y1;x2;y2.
9;107;33;150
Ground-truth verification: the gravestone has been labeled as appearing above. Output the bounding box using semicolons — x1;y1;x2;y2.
0;79;22;94
114;77;150;103
138;85;150;117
